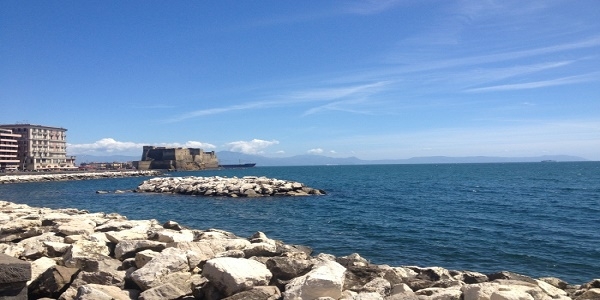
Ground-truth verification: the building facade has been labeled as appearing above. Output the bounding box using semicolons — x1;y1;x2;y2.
0;128;21;171
0;124;76;171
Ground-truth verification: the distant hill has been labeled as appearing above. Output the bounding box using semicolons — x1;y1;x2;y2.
70;152;589;166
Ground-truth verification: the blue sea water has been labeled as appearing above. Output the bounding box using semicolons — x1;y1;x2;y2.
1;162;599;284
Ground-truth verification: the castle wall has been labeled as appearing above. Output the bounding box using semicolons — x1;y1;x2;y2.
136;146;218;170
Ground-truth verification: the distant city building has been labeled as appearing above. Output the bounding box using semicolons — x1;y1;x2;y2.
0;128;21;171
0;124;77;171
133;146;219;170
79;161;134;170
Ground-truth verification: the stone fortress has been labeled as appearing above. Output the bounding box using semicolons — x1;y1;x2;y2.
133;146;219;171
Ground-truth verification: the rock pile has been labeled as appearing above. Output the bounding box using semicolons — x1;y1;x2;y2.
0;171;162;184
1;200;599;300
136;176;326;197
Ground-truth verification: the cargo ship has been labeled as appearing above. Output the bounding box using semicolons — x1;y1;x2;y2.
218;162;256;169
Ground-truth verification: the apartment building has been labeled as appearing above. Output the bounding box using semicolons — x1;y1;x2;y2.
0;124;76;171
0;128;20;171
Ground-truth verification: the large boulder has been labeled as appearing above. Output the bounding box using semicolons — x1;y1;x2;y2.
27;265;79;299
265;256;313;281
114;239;166;260
74;284;139;300
138;272;193;300
130;247;190;290
18;232;64;259
62;240;111;268
202;257;273;296
221;286;281;300
283;260;346;300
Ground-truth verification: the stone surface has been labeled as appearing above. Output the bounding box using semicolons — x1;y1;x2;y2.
0;200;595;300
283;260;347;300
27;265;79;299
0;171;161;184
130;247;189;290
135;176;325;197
202;257;273;296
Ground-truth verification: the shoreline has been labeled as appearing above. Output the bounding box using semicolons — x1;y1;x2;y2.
0;170;162;184
1;200;598;299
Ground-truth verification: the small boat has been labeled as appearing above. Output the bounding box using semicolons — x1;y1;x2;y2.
218;162;256;169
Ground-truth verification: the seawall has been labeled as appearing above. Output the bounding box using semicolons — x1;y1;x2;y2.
1;200;599;299
0;171;162;184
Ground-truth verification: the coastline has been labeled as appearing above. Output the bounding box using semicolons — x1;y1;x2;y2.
1;200;598;299
0;170;162;184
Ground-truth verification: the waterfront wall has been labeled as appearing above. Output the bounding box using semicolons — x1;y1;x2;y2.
0;170;161;184
1;200;599;299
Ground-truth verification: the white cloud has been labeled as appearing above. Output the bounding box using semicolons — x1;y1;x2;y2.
163;141;216;149
68;138;215;155
67;138;144;154
308;148;324;154
226;139;279;154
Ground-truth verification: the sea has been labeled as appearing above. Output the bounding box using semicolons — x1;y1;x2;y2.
1;162;599;284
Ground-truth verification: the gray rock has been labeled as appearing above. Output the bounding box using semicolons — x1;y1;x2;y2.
266;256;313;281
221;286;281;300
28;265;79;299
114;240;166;260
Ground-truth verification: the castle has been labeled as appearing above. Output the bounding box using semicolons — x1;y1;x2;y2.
133;146;219;171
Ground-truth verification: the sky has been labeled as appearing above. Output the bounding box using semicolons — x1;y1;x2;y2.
1;1;599;160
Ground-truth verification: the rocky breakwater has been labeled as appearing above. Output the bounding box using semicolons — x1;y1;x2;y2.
0;171;162;184
1;201;600;300
136;176;326;197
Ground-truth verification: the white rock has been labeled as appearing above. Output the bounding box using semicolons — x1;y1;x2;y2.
202;257;272;296
155;229;194;243
490;290;535;300
74;284;136;300
135;249;161;268
462;282;500;300
130;248;190;290
63;240;111;268
28;256;57;285
535;279;568;298
283;260;346;300
56;219;96;236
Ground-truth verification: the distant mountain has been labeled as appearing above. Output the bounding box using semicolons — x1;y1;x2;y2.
70;152;589;166
217;152;588;166
370;155;588;165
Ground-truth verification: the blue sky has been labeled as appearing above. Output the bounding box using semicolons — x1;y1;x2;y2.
1;1;599;160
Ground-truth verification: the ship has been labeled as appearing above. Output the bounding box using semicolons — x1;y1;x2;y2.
218;161;256;169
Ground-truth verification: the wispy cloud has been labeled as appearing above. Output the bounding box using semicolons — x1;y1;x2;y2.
342;0;410;15
388;36;600;73
465;73;599;93
166;81;391;122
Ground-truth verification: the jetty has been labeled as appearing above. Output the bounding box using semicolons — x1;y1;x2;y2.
136;176;326;197
1;200;599;299
0;170;161;184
